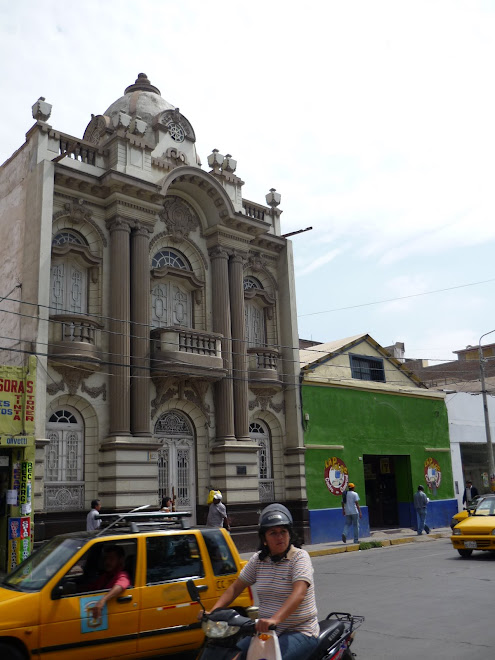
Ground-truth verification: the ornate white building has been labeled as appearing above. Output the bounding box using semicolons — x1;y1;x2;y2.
0;74;306;548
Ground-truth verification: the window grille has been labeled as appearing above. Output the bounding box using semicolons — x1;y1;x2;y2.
350;355;386;382
152;249;190;270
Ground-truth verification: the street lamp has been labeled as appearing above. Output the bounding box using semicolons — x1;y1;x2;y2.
479;330;495;491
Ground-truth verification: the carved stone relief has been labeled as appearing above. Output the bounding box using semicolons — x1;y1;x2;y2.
249;387;285;414
159;197;199;240
48;366;107;400
152;377;212;426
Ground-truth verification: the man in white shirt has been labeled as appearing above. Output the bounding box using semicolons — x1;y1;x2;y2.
341;483;362;544
86;499;101;531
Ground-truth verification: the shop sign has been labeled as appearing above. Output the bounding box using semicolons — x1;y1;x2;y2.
8;516;31;571
425;457;442;492
0;359;36;437
0;436;32;446
324;456;349;495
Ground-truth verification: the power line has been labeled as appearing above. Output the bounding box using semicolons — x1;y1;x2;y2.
298;277;495;318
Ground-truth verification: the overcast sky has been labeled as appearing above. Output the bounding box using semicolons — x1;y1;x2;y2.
2;0;495;364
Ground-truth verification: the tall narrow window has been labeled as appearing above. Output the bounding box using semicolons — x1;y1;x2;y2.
45;408;84;511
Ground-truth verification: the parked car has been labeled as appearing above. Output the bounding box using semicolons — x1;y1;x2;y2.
0;511;255;659
450;495;486;530
451;495;495;557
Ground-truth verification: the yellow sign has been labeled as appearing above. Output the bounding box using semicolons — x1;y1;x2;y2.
0;357;36;437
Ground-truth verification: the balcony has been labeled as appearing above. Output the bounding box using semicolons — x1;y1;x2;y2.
151;327;226;380
48;315;103;370
247;347;281;387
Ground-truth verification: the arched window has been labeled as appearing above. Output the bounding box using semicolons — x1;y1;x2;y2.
50;231;90;315
52;231;88;247
154;411;196;522
45;408;84;511
249;420;274;502
151;249;192;328
152;249;190;270
243;276;263;291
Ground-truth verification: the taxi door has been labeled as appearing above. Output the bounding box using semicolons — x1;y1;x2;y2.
137;532;207;656
39;538;139;660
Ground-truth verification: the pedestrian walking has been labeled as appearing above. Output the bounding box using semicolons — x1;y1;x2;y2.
86;498;101;531
462;480;479;507
413;485;430;535
206;491;230;531
342;483;362;544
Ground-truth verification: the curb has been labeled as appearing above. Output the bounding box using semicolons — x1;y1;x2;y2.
307;531;450;558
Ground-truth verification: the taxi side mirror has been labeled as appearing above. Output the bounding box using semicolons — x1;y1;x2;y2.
52;584;65;600
52;581;77;599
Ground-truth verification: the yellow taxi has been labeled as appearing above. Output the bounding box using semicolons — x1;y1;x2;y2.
451;495;495;558
449;495;485;530
0;512;255;659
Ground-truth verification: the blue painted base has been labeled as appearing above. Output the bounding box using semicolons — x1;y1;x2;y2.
309;499;458;544
309;507;370;544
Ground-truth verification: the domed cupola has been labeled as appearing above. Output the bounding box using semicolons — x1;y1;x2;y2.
83;74;197;164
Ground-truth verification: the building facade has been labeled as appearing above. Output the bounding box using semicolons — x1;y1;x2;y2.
0;74;306;549
300;334;457;543
407;343;495;510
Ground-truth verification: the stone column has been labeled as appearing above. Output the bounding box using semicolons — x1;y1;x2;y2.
106;217;131;436
130;223;152;437
229;251;250;442
209;246;235;442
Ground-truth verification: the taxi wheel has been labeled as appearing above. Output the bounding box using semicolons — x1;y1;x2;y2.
457;549;473;558
0;642;25;660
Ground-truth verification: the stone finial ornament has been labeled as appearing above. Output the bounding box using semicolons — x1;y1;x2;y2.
124;73;161;96
32;97;52;122
222;154;237;173
266;188;281;207
207;149;225;170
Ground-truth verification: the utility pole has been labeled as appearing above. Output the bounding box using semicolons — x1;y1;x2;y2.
479;330;495;492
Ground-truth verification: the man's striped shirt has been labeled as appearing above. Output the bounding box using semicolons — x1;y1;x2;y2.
239;545;319;637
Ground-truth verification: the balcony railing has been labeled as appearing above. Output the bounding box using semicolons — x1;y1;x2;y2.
48;314;103;369
151;326;226;379
248;348;278;370
59;138;97;165
242;200;268;221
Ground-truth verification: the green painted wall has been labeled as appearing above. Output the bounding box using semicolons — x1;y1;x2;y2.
303;384;453;509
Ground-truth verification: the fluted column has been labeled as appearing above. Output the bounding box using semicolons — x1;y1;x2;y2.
130;223;152;436
229;251;250;442
209;246;235;442
106;217;131;436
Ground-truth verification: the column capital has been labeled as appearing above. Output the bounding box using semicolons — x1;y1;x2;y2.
131;221;154;237
230;249;248;266
208;245;230;261
106;216;133;234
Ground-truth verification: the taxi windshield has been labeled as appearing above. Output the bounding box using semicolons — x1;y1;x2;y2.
2;537;85;592
474;499;495;516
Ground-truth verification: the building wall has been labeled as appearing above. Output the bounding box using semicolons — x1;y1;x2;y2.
303;383;456;542
446;391;495;510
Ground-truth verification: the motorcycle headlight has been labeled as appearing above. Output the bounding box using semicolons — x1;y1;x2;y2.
453;529;462;535
202;619;240;638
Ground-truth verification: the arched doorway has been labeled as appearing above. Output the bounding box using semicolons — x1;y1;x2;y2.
249;420;274;502
155;411;196;523
45;407;85;511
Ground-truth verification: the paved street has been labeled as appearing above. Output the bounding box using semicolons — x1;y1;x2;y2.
311;537;495;660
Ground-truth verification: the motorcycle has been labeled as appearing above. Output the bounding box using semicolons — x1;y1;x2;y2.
186;579;364;660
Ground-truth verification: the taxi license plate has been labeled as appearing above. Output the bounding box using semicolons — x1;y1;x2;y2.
464;541;477;549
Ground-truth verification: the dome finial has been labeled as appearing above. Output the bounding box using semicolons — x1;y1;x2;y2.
124;73;161;96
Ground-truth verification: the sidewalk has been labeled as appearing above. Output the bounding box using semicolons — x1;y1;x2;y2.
240;526;452;560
